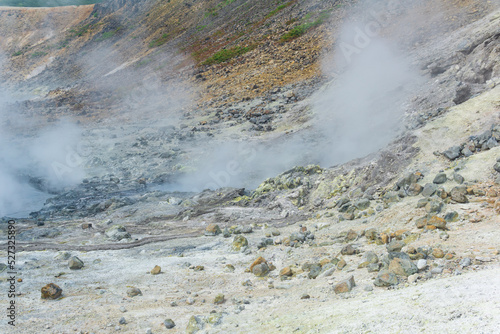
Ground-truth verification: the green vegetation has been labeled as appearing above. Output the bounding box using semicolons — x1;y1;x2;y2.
202;45;254;65
149;33;169;48
196;25;207;31
69;23;92;37
265;1;294;19
205;0;237;17
96;27;123;42
30;51;47;58
11;50;24;57
0;0;100;7
280;9;332;42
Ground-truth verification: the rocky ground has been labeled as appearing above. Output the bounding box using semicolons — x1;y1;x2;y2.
1;0;500;333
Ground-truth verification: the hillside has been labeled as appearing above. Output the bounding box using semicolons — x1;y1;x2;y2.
1;0;500;333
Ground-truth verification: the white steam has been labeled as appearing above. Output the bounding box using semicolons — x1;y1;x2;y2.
0;53;85;217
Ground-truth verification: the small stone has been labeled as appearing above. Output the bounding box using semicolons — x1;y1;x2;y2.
222;228;231;238
334;275;356;294
252;263;270;277
422;183;437;197
241;226;253;233
387;240;405;252
364;228;378;240
300;293;310;299
213;293;225;305
417;259;427;271
119;306;127;313
433;173;447;184
204;224;222;236
432;248;445;258
374;270;398;287
345;229;358;241
127;287;142;297
367;263;380;272
186;315;205;334
68;256;84;270
408;274;419;284
450;186;468;203
337;259;347;270
427;216;447;230
443;146;461;160
364;285;374;292
425;200;444;214
389;258;418;277
119;317;126;325
106;225;131;241
407;183;423;196
308;264;322;279
164;319;175;329
364;251;379;264
151;265;161;275
146;329;152;334
280;267;293;277
194;265;204;271
445;253;454;260
232;235;248;252
271;228;281;236
431;267;443;274
460;257;472;267
341;244;358;255
444;211;459;222
225;264;235;272
453;173;465;184
186;297;195;305
41;283;62;299
250;257;267;271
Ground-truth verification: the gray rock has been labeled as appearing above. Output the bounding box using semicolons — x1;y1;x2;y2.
364;284;374;292
364;251;379;264
119;317;126;325
354;198;370;210
389;258;418;277
433;173;448;184
443;146;461;160
450;186;468;203
341;244;358;255
485;137;498;149
417;259;427;271
164;319;175;329
68;256;84;270
308;264;322;279
252;263;270;277
241;226;253;234
422;183;437;197
494;162;500;173
367;263;381;272
386;240;405;252
127;287;142;297
106;225;131;241
425;200;444;214
374;270;398;287
431;267;444;274
222;228;231;238
453;173;465;184
460;257;472;267
444;211;459;222
290;232;306;243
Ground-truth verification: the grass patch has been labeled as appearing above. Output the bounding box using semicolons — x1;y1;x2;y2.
30;51;47;58
96;27;123;42
280;10;331;42
205;0;238;17
202;45;255;65
149;33;169;48
69;23;92;37
12;50;24;57
265;1;294;19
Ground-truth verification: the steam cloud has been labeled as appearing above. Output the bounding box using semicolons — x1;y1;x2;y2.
0;53;85;218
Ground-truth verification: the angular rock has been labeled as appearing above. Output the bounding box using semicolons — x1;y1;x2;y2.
389;258;418;277
453;173;465;184
334;275;356;294
417;259;427;271
151;265;161;275
250;257;266;271
364;251;379;264
213;293;225;305
425;200;444;214
204;224;221;236
41;283;62;299
421;183;437;197
337;258;347;270
308;264;322;279
68;256;84;270
427;216;447;230
374;270;398;287
280;266;293;277
443;146;461;160
164;319;175;329
450;186;468;203
432;248;445;258
127;287;142;297
433;173;448;184
387;240;405;253
106;225;131;241
186;315;205;334
364;228;378;241
341;244;358;255
444;211;459;222
407;183;423;196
